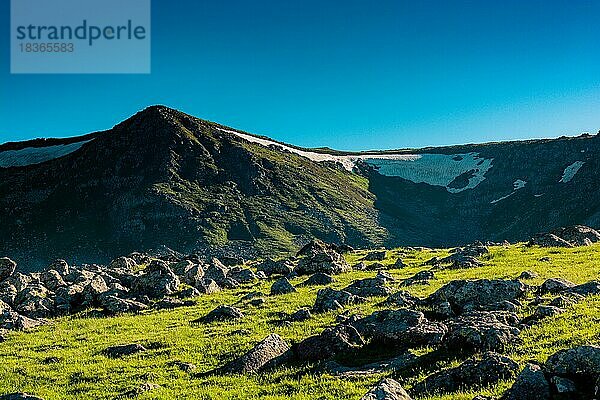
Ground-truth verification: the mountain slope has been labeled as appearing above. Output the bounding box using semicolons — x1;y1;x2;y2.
1;105;600;269
0;106;385;269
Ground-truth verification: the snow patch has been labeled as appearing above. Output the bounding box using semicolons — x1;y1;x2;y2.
220;127;493;193
491;179;527;204
559;161;585;183
363;153;493;193
0;140;92;168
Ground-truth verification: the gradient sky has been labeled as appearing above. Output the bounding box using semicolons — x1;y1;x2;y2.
2;0;600;151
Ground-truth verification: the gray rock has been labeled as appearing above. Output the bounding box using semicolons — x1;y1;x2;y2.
344;273;392;297
194;305;244;323
518;270;538;280
108;256;137;272
296;324;364;361
412;352;518;395
14;284;55;318
444;311;521;352
313;287;365;313
0;300;44;331
99;295;147;315
402;270;434;286
500;363;551;400
352;309;446;348
528;233;574;248
229;267;257;284
48;259;70;277
550;376;577;394
218;333;290;373
39;270;67;291
427;279;526;313
0;258;17;282
270;277;296;295
362;251;387;261
103;343;147;358
299;273;334;286
525;305;564;324
296;248;351;275
545;345;600;376
539;278;575;294
552;225;600;246
122;382;160;397
256;259;294;277
360;378;412;400
289;308;311;322
196;279;221;294
380;290;421;308
177;286;201;298
567;280;600;296
131;260;180;299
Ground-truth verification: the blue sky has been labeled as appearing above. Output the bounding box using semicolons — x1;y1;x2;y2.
2;0;600;151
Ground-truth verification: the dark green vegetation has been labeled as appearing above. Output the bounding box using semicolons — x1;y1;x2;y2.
1;244;600;399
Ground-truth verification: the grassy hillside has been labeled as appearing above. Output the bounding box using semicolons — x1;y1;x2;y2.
1;244;600;399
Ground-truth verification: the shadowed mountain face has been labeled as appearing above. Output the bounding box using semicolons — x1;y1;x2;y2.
1;105;599;269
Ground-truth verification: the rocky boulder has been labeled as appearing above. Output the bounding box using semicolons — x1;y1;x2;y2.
194;305;244;323
131;260;180;299
412;352;518;395
443;311;521;352
427;279;526;314
299;273;334;286
539;278;575;294
360;378;412;400
295;248;351;276
313;288;366;313
270;277;296;295
217;334;290;373
256;258;294;277
0;258;16;282
352;309;446;348
296;324;364;361
500;363;551;400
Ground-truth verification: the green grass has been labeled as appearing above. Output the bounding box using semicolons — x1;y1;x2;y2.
1;244;600;399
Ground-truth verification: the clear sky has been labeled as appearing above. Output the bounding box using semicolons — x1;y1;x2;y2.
2;0;600;151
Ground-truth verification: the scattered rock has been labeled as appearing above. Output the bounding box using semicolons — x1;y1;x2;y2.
552;225;600;246
131;260;180;299
540;278;576;294
256;259;294;277
295;247;351;275
196;279;221;294
296;324;364;361
344;273;392;297
299;273;334;286
0;258;16;282
193;305;244;323
103;343;147;358
500;363;551;400
567;280;600;296
427;279;526;314
528;233;574;248
217;334;291;373
519;270;538;280
380;290;421;308
444;311;521;352
0;394;45;400
524;305;564;324
402;270;434;286
362;251;387;261
288;308;311;322
122;382;160;397
360;378;412;400
270;277;296;295
313;288;365;313
412;352;518;395
352;309;447;348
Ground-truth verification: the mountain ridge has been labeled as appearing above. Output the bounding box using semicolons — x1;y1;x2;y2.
2;105;600;270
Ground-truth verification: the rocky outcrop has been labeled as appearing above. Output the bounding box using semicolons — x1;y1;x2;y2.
295;247;351;276
412;352;519;395
270;278;296;295
217;334;291;374
194;305;244;323
427;279;526;314
352;309;446;348
312;288;366;313
360;378;412;400
296;324;364;361
443;311;521;352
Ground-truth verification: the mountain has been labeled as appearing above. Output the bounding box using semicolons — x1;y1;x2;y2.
1;105;599;269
